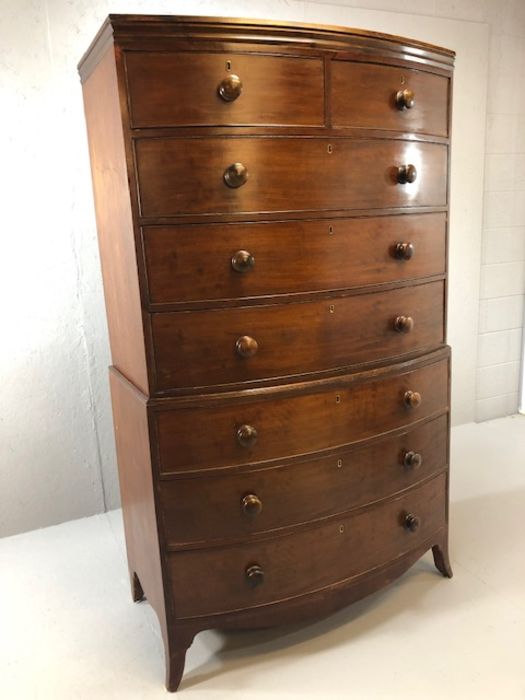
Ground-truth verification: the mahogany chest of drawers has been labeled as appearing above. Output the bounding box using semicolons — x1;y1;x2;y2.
79;15;454;692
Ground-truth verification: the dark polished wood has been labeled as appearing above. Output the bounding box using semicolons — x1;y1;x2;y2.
223;161;249;188
169;472;447;618
82;45;149;393
135;137;447;217
80;15;453;692
159;414;447;547
125;51;325;128
155;355;448;474
432;536;453;578
395;88;415;110
404;389;422;408
143;213;446;308
151;280;445;392
331;61;449;136
218;73;243;102
241;493;263;518
109;369;173;668
78;16;455;86
397;163;418;184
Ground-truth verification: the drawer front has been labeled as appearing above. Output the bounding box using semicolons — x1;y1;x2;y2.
136;138;448;217
169;472;447;618
331;61;449;136
156;356;449;474
161;414;448;547
152;280;445;391
125;52;325;128
143;213;446;305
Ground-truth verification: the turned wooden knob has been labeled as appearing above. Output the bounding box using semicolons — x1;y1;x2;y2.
394;315;414;333
231;250;255;273
404;390;422;409
224;162;248;188
237;424;258;448
241;493;263;517
395;88;415;110
394;242;415;260
403;450;423;469
245;563;264;587
404;512;421;532
236;335;258;358
397;164;417;184
218;73;243;101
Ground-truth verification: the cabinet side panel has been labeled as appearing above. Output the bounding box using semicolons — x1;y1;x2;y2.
81;45;148;393
109;369;167;631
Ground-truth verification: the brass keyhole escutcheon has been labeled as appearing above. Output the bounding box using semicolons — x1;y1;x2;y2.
226;60;231;71
339;525;345;534
337;458;343;469
335;394;341;404
328;225;334;235
329;304;335;314
327;144;333;154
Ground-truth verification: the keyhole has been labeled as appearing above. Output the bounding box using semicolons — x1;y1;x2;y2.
328;225;334;235
337;458;343;469
226;60;232;71
327;144;333;154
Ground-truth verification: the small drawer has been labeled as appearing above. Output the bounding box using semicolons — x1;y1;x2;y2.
135;137;447;217
125;51;325;128
160;414;448;547
168;472;447;618
143;213;446;306
156;354;449;474
151;280;445;392
331;61;449;136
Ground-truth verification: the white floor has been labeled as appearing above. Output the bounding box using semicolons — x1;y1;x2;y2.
1;415;524;699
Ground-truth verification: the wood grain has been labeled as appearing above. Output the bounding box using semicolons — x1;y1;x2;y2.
135;137;448;217
151;280;445;392
80;15;454;691
331;61;449;136
143;213;446;307
109;369;168;646
125;51;325;128
155;356;449;474
159;414;447;547
81;45;149;392
169;472;447;618
78;15;454;83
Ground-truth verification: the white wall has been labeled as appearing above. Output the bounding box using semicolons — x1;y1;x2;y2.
476;5;525;420
1;0;518;537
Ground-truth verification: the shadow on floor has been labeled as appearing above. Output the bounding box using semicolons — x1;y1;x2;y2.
179;486;525;690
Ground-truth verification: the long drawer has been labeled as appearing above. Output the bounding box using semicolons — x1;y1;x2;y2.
155;354;449;474
160;414;448;547
169;472;447;618
143;213;446;306
331;61;449;136
135;137;447;217
125;51;325;128
152;280;445;392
